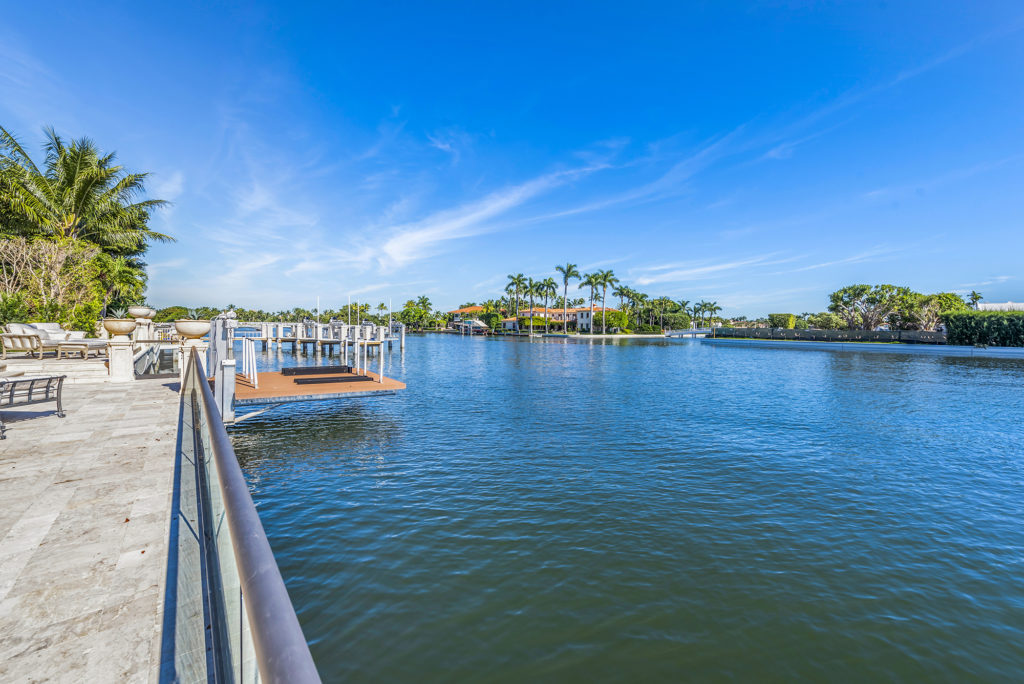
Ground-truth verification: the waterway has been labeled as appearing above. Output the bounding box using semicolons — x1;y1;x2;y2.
230;334;1024;681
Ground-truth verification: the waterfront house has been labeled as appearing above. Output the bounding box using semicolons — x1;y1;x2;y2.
448;305;485;323
515;306;618;332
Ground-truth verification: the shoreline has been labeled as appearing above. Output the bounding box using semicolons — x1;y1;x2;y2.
701;337;1024;359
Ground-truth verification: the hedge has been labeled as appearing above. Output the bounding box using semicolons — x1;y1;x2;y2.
767;313;796;329
714;327;947;344
942;311;1024;347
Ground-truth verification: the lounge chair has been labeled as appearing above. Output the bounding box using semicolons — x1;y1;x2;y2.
1;324;106;359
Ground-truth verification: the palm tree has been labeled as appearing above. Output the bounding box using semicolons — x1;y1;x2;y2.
677;299;691;329
579;273;599;334
597;270;620;333
0;126;173;254
969;291;983;310
690;302;705;327
555;262;581;334
633;292;649;327
526;277;537;335
506;273;526;330
705;301;722;326
540;277;557;333
95;254;145;316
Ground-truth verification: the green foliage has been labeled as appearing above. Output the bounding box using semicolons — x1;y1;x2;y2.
154;306;188;323
479;312;502;330
596;310;628;332
794;317;809;330
0;292;29;325
0;126;172;254
942;311;1024;347
768;313;796;329
807;312;844;330
661;312;692;330
109;307;128;319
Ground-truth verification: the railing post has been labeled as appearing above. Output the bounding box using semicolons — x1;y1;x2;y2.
219;359;236;423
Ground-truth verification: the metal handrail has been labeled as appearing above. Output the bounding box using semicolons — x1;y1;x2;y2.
189;347;321;683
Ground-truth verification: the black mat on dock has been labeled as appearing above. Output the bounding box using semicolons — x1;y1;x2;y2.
282;365;353;376
293;375;372;385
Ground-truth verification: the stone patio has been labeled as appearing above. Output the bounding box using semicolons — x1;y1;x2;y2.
0;376;179;683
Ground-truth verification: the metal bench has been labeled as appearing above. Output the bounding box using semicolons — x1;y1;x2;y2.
0;375;66;439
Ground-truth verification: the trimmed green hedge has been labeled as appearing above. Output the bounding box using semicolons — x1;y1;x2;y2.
768;313;796;329
942;311;1024;347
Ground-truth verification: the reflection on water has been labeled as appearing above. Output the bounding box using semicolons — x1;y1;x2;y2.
231;335;1024;681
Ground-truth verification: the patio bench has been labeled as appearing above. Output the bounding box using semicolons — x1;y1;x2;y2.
0;375;66;439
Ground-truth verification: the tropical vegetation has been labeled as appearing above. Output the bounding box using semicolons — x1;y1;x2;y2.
0;125;170;331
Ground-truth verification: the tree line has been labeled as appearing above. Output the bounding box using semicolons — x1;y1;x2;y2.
460;265;724;334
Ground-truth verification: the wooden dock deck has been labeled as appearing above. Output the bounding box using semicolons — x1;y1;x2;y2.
233;370;405;406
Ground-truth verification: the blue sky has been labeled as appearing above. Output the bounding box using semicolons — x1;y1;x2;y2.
2;2;1022;315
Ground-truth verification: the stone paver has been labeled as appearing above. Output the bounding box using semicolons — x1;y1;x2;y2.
0;377;179;683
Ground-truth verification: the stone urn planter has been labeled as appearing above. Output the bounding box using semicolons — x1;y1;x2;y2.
103;318;138;337
128;306;152;319
175;320;211;340
145;307;158;319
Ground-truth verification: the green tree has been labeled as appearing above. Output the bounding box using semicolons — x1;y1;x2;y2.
506;273;526;330
95;253;145;316
597;269;619;333
0;126;172;255
579;273;599;333
968;290;983;310
555;262;580;334
540;277;557;333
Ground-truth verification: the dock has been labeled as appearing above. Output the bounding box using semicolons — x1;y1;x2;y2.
234;369;406;407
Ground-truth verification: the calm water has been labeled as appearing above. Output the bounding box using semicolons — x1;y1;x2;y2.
230;335;1024;681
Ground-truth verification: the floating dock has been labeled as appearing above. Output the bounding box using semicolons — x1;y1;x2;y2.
233;369;406;407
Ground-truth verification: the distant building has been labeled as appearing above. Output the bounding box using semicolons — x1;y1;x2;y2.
448;305;485;323
977;302;1024;312
515;306;617;331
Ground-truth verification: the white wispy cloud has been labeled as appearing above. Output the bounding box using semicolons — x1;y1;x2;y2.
786;246;900;273
631;253;789;286
373;164;607;268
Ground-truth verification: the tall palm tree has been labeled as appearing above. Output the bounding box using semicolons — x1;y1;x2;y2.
969;291;983;310
540;277;557;333
633;292;649;327
555;262;581;334
705;301;722;326
690;302;705;327
506;273;526;330
597;270;620;333
0;126;173;254
526;278;537;335
677;299;691;328
579;273;599;334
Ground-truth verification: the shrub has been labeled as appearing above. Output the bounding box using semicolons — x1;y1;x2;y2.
479;312;502;330
0;292;29;325
662;312;692;330
768;313;796;329
807;312;844;330
794;317;809;330
942;311;1024;347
